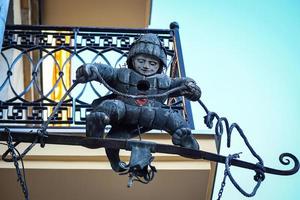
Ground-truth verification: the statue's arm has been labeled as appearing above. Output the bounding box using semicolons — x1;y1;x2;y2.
170;77;201;101
76;63;116;84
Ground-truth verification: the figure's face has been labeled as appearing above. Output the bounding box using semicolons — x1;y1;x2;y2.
132;54;160;76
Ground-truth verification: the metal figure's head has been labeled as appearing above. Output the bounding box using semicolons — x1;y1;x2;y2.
132;54;160;76
127;33;167;75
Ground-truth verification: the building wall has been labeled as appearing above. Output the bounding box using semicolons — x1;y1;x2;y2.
41;0;152;28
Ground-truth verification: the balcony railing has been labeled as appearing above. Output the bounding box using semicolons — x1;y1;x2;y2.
0;23;194;129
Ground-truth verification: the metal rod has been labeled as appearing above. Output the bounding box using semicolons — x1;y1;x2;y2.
0;130;298;176
41;81;78;130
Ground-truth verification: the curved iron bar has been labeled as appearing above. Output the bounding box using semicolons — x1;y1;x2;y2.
198;97;266;196
73;83;88;103
66;47;94;102
0;46;45;102
111;51;128;68
0;51;13;92
24;46;81;103
30;46;67;103
54;47;78;102
84;48;110;98
7;47;39;103
91;47;113;66
166;54;176;74
88;82;102;98
28;47;57;103
43;72;64;101
39;47;71;101
5;47;37;103
225;153;262;197
196;98;300;197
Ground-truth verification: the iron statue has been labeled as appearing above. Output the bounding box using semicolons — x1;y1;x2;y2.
76;33;201;172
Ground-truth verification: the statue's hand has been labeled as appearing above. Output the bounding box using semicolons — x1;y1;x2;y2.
182;78;201;101
76;64;98;83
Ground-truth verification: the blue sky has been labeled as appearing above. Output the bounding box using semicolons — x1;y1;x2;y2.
150;1;300;199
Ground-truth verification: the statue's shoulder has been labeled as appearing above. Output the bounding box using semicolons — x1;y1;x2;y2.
93;63;111;68
155;73;171;89
116;68;131;83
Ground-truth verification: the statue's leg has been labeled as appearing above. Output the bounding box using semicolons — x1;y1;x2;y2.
105;126;138;172
86;112;109;138
105;104;153;172
86;100;125;138
105;127;125;172
153;109;199;150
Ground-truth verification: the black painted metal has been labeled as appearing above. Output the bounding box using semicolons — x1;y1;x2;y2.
169;22;195;128
0;130;298;177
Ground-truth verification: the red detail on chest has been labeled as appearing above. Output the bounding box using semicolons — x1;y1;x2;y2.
135;98;148;106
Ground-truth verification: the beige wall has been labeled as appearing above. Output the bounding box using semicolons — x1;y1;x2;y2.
41;0;152;28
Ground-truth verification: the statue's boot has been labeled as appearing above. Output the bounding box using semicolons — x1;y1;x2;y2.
172;127;200;150
86;112;110;138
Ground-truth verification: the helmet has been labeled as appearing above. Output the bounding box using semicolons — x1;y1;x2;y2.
127;33;167;73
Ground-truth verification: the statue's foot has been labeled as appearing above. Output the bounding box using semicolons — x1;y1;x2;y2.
172;128;199;150
86;112;110;138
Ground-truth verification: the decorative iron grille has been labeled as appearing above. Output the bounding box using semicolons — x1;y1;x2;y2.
0;24;194;129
